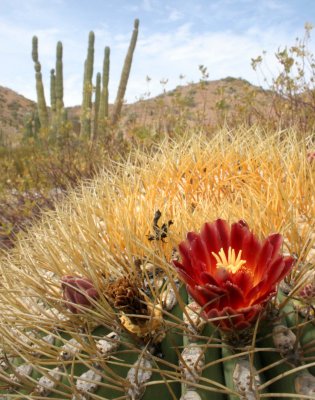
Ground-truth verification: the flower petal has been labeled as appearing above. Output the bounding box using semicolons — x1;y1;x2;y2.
173;261;197;287
241;232;261;271
230;220;249;253
232;270;252;296
215;219;231;251
222;281;245;309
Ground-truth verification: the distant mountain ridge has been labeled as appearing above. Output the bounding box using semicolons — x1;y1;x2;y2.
0;77;272;142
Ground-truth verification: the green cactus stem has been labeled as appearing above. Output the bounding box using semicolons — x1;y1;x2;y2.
99;46;110;121
55;41;64;116
32;36;49;131
80;31;95;138
50;69;56;116
111;19;139;125
23;113;34;140
93;72;101;140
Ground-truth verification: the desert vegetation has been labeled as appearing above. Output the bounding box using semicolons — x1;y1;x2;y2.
0;19;314;399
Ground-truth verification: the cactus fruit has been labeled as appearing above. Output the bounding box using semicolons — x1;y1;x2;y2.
112;19;139;125
32;36;49;131
80;31;95;138
0;130;314;399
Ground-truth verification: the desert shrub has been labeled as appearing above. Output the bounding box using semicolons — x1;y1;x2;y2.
251;23;315;132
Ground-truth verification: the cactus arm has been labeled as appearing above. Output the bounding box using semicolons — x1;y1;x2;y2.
32;36;48;131
80;31;95;138
99;46;110;121
93;72;101;140
55;41;64;127
111;19;139;125
50;69;56;115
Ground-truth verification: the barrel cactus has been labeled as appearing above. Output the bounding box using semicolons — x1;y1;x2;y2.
0;130;314;399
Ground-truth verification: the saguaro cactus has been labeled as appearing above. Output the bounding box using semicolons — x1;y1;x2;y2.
50;69;56;117
55;41;64;116
32;36;48;131
80;31;95;138
23;113;34;140
99;46;110;121
93;72;101;139
111;19;139;125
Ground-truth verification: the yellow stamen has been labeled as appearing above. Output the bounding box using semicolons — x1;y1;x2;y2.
212;247;246;274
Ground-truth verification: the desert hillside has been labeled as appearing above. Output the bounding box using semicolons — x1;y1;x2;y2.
0;86;36;144
1;77;273;140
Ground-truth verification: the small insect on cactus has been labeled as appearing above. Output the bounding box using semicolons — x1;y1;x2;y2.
0;130;314;399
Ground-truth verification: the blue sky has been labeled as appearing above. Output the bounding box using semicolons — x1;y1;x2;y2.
0;0;314;106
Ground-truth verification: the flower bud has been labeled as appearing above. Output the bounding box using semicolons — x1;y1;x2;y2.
61;275;99;313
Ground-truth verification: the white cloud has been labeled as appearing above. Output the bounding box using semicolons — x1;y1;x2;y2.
0;2;313;107
167;9;183;22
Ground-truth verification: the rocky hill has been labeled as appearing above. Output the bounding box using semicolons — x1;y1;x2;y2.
0;77;274;141
0;86;36;145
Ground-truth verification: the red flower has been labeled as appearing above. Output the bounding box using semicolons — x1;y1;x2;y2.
174;219;294;331
61;275;99;314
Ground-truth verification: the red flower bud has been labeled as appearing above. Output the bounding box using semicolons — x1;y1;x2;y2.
61;275;99;314
174;219;294;331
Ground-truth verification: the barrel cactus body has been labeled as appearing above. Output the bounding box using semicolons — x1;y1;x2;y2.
0;130;314;399
0;263;314;399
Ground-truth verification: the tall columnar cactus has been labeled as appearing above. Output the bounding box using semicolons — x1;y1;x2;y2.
50;69;56;116
55;41;64;116
111;19;139;125
23;113;34;140
93;72;101;140
32;36;49;131
80;31;95;138
99;46;110;122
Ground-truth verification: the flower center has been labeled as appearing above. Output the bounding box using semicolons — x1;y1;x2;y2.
212;247;246;274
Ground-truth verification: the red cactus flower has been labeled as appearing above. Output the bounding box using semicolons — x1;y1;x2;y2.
174;219;294;331
61;275;99;314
